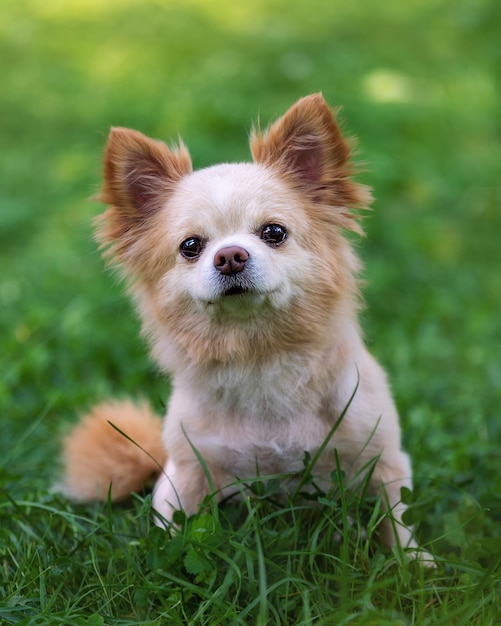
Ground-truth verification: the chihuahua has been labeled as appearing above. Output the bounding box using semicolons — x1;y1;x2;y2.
61;94;427;558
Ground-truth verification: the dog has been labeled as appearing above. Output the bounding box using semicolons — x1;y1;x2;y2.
60;94;428;558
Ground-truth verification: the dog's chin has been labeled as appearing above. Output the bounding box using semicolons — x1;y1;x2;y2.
204;287;271;319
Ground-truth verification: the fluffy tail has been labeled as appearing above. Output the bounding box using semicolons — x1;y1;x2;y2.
59;400;167;502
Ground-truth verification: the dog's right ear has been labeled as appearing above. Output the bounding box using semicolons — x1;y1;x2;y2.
97;127;192;252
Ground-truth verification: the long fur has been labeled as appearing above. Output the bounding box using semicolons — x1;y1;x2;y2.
60;94;430;559
59;401;165;501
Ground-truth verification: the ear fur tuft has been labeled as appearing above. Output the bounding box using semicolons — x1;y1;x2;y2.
97;127;192;254
250;93;371;228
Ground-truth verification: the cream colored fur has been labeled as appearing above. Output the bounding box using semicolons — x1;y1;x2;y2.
61;94;429;558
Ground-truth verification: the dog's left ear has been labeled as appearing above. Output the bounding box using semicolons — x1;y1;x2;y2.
250;94;370;219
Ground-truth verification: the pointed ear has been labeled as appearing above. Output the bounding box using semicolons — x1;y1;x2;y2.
250;94;370;219
97;127;192;249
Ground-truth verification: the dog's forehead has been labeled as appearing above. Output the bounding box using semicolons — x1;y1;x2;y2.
169;162;295;234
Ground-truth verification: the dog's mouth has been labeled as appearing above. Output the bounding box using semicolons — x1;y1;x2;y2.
223;286;250;297
204;272;272;309
205;284;262;307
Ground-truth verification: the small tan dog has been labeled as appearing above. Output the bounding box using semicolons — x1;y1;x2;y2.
61;94;425;556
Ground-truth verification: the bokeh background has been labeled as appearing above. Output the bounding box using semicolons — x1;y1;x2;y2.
1;0;500;570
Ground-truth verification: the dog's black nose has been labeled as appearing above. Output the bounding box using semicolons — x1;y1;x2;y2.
214;245;249;275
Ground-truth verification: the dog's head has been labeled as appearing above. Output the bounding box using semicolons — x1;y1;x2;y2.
97;94;371;365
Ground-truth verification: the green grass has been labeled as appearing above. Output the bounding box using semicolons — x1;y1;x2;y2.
1;0;500;622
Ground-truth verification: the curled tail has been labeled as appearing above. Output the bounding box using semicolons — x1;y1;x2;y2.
59;400;166;502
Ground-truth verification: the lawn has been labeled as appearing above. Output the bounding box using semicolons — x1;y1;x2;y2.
1;0;500;623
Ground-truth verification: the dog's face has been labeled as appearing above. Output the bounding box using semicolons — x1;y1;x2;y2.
158;162;335;322
97;94;371;363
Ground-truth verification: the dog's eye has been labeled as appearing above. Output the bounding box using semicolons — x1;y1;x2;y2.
180;236;204;260
260;223;288;246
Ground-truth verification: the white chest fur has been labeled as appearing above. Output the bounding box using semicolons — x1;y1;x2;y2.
164;350;358;479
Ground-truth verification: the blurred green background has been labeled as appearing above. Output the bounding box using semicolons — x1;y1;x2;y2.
1;0;500;547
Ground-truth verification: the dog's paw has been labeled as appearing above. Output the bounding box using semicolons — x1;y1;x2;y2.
404;548;437;568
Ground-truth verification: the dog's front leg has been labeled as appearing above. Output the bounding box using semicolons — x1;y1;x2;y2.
152;457;223;526
371;450;434;564
371;450;416;550
375;455;435;566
